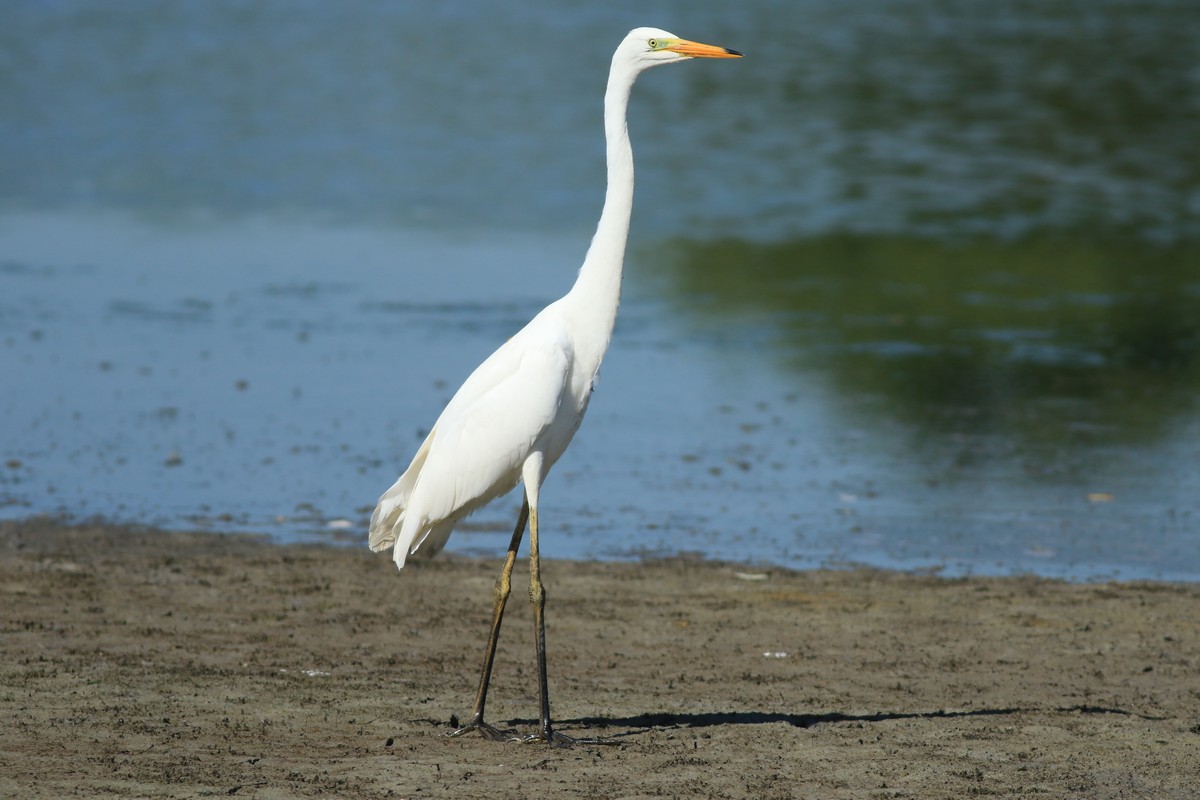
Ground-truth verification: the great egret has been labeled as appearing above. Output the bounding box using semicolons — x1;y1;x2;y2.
368;27;741;745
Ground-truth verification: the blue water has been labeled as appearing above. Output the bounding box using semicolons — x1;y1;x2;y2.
2;2;1198;580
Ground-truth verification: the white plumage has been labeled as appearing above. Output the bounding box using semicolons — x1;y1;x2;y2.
367;27;740;745
369;308;579;567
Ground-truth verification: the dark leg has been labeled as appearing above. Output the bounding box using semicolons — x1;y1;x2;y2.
528;504;555;741
521;505;612;747
448;497;529;741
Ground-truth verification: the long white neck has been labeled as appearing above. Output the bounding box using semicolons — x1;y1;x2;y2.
562;55;639;372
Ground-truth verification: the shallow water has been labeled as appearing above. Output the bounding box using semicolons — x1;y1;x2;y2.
2;2;1198;580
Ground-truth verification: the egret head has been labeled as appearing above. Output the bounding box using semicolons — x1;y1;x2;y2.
619;27;743;70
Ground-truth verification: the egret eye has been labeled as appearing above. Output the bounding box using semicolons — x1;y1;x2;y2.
647;38;658;49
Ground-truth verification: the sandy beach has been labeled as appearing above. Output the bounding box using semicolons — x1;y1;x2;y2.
1;516;1197;798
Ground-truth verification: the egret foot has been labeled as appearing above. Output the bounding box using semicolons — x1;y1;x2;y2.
448;718;519;742
519;729;616;748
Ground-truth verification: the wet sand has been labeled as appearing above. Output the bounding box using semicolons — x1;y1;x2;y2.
2;517;1197;798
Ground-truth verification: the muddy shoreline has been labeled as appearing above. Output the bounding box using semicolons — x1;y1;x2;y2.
2;517;1197;798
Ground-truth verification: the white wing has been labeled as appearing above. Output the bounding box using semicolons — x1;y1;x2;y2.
370;310;574;562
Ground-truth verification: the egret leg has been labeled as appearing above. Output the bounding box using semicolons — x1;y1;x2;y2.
528;504;554;738
448;498;529;741
521;505;612;747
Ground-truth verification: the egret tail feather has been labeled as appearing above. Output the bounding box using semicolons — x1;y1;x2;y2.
367;427;437;553
367;497;404;552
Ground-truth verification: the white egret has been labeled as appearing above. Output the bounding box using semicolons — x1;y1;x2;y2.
368;27;741;745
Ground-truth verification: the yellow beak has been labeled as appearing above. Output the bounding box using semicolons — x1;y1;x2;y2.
666;39;743;59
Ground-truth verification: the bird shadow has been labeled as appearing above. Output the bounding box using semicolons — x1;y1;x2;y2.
492;704;1163;739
